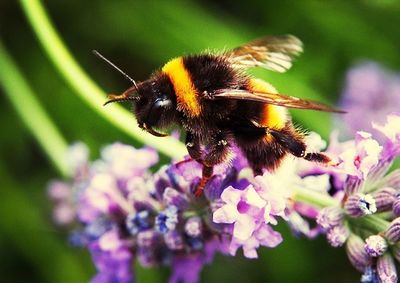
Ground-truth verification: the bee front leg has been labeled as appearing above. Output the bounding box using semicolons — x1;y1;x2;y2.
184;131;211;197
194;165;213;197
194;131;231;197
175;131;202;168
203;131;230;167
185;131;202;161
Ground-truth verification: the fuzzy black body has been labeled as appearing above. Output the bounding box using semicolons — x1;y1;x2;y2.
134;53;316;175
179;54;241;137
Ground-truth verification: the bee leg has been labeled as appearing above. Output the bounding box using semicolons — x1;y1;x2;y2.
268;128;331;164
303;152;331;164
194;165;213;197
184;132;210;197
194;131;231;197
185;131;202;161
252;167;264;176
203;131;230;167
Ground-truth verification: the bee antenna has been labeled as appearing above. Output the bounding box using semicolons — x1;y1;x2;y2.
92;50;138;90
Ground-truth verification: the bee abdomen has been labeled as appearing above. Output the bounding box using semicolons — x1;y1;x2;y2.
247;78;288;130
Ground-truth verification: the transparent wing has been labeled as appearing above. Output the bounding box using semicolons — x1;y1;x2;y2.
210;89;345;113
227;35;303;73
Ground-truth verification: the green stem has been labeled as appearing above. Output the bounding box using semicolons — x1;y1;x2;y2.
352;215;390;234
292;186;391;234
19;0;186;159
292;186;337;208
0;41;69;177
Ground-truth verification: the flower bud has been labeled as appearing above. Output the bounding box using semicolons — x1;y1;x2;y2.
137;230;161;248
361;266;379;283
125;210;151;235
184;216;203;238
164;230;184;250
316;207;344;230
344;193;377;218
137;247;159;267
155;205;179;233
364;235;388;257
392;197;400;217
385;218;400;243
377;253;398;283
344;175;363;196
163;187;188;209
327;225;349;248
346;234;370;272
372;187;397;212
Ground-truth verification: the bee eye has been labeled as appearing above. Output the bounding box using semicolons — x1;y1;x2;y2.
154;98;172;109
146;97;172;126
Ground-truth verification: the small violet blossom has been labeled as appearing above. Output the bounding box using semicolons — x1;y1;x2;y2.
213;185;283;258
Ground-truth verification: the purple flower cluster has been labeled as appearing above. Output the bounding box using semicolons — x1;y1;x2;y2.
310;114;400;282
50;142;302;282
49;110;400;282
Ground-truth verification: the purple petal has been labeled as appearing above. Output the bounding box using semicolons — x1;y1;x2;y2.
213;204;238;224
255;224;283;248
233;214;256;241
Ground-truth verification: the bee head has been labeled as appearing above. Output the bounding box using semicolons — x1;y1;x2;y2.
93;51;177;137
134;74;178;136
105;73;177;137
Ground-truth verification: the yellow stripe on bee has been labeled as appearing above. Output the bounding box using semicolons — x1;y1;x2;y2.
248;78;287;130
162;57;201;116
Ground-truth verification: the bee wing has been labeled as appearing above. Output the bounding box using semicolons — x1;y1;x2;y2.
211;89;345;113
227;35;303;73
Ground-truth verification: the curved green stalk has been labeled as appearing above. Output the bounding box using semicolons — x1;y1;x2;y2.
292;186;337;208
19;0;186;159
0;41;69;176
355;215;390;234
292;186;390;234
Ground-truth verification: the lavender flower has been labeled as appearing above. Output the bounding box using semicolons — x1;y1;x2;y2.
346;234;370;272
49;141;290;282
125;210;151;235
344;193;377;218
365;235;388;257
48;109;400;282
361;266;379;283
338;62;400;139
213;185;270;241
155;205;179;233
90;229;133;283
377;253;398;283
316;207;344;230
212;181;285;258
385;218;400;243
326;224;349;248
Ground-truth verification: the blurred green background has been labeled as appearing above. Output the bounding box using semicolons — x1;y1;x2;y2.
1;0;400;282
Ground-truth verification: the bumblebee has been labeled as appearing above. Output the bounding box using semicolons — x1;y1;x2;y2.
96;35;343;196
